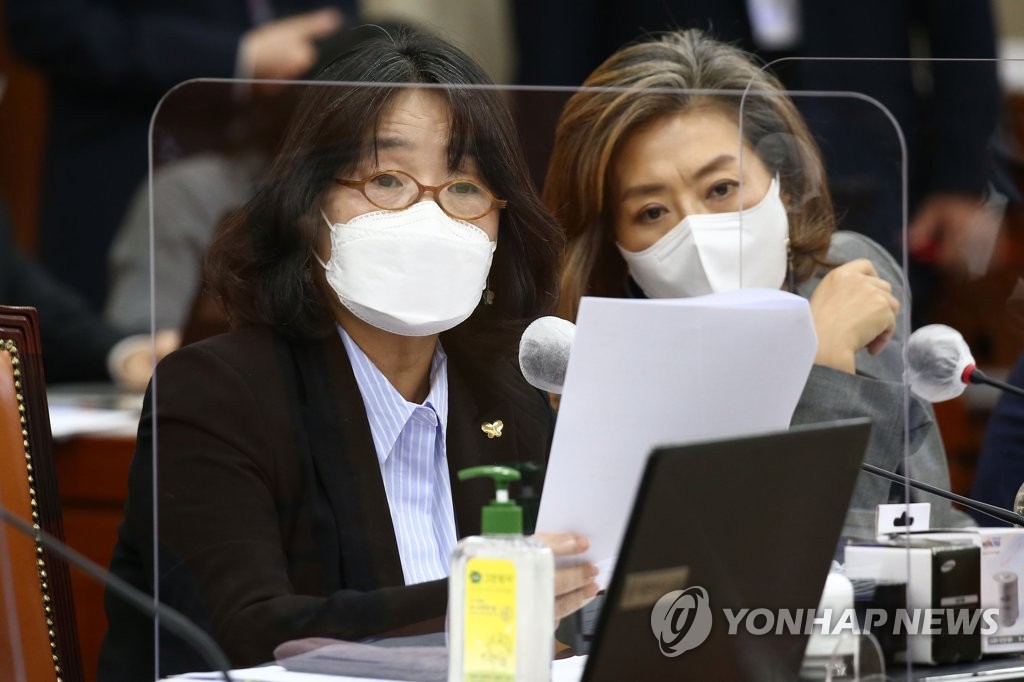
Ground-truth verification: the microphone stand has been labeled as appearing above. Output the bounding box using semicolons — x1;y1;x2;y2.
0;506;234;682
965;367;1024;400
861;463;1024;527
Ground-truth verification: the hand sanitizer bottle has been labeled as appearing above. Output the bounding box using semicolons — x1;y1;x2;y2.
448;465;554;682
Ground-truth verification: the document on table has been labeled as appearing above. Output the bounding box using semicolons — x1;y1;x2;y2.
47;383;143;440
165;656;588;681
535;289;817;586
47;404;140;440
165;666;403;681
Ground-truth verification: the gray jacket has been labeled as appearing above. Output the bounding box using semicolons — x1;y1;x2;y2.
105;153;261;333
794;231;972;538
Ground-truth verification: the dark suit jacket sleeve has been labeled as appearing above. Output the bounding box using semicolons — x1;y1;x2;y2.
135;342;446;667
914;0;1000;195
971;354;1024;524
513;0;603;85
0;204;122;382
5;0;244;94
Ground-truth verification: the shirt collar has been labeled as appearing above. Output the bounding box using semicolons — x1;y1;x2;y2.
337;324;448;466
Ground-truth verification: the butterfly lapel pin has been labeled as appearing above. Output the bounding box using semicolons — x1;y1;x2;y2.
481;419;504;439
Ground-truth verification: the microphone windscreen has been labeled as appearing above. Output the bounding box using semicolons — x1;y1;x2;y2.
906;324;976;402
518;316;576;394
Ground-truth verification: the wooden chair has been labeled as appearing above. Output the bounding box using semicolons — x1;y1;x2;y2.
0;305;83;682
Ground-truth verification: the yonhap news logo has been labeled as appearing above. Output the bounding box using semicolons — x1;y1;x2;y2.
650;586;714;656
649;585;1003;657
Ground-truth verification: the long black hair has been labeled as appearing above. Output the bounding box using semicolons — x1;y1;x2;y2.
207;25;563;358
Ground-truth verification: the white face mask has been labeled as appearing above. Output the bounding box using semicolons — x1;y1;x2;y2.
617;176;789;298
317;201;496;336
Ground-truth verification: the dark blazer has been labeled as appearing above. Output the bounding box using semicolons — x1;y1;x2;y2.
97;325;553;679
513;0;999;249
5;0;356;308
971;354;1024;526
0;201;122;382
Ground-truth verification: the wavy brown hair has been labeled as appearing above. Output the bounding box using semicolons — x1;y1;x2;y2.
545;29;835;321
206;26;563;358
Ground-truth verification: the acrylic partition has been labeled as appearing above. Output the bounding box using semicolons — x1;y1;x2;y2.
140;79;591;681
737;81;911;681
125;70;1018;681
747;55;1024;681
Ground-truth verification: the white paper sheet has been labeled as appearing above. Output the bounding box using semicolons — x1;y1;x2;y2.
46;384;143;440
536;289;817;586
166;657;589;682
47;404;140;440
165;665;402;681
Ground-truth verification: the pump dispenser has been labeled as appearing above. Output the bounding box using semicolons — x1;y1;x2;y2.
447;465;554;682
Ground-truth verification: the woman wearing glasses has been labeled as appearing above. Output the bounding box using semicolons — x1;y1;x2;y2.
99;27;597;679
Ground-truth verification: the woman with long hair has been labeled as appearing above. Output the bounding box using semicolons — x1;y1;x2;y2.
99;26;597;679
545;29;969;539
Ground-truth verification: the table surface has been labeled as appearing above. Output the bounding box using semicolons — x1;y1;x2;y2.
161;654;1024;682
166;657;589;682
41;387;1024;682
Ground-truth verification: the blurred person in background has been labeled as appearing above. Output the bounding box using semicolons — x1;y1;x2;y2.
103;76;305;335
515;0;1003;322
5;0;355;310
0;198;177;389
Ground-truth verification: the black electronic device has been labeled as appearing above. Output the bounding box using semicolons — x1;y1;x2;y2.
581;419;871;681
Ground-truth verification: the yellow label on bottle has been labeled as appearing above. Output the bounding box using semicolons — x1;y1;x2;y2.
463;556;517;682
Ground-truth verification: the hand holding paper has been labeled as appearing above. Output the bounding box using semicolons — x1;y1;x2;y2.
536;289;817;587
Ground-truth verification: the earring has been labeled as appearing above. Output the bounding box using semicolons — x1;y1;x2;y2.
786;238;795;292
482;284;495;305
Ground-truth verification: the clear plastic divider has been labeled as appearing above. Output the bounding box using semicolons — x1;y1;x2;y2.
121;56;1022;682
742;55;1023;680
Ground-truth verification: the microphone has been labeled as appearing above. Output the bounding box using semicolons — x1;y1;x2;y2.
860;463;1024;528
0;504;235;682
907;324;1024;402
517;316;575;394
905;325;1024;525
906;324;976;402
518;317;1024;527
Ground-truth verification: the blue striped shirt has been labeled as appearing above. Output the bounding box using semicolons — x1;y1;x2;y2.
338;326;458;585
